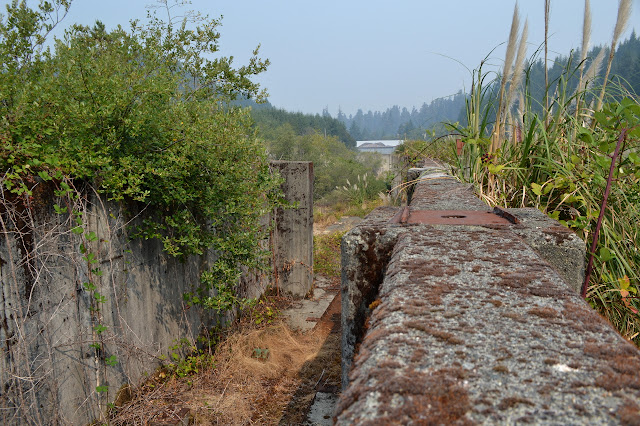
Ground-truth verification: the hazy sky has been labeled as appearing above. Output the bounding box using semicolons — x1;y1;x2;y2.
6;0;640;116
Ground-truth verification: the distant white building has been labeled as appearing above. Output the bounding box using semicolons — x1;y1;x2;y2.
356;140;402;173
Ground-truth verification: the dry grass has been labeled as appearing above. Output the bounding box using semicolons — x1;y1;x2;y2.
192;322;325;425
314;196;387;231
109;317;333;425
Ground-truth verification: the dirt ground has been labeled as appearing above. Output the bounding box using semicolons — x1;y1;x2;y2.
108;216;350;425
278;293;341;425
109;280;341;426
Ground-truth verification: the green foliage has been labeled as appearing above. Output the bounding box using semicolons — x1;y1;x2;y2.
105;355;118;367
94;324;107;334
165;338;214;378
183;267;255;313
1;1;282;314
396;137;458;168
253;107;355;148
448;30;640;344
252;347;270;360
313;231;344;278
262;128;387;201
336;173;380;206
524;33;640;115
250;298;279;326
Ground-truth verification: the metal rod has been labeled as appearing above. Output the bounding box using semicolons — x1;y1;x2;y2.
581;128;627;299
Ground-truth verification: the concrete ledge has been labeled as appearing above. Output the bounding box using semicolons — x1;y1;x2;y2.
506;207;586;293
337;168;640;424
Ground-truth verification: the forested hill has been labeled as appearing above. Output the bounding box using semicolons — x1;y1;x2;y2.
237;98;356;148
526;31;640;113
331;32;640;141
336;92;467;141
238;33;639;145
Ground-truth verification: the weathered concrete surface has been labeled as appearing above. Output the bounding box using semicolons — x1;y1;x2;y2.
1;161;312;425
271;161;314;297
337;167;640;424
306;391;338;425
283;275;337;332
507;207;586;293
340;206;402;388
0;194;216;425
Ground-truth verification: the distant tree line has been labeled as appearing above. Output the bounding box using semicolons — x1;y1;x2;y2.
525;31;640;115
332;32;640;141
236;98;356;148
336;92;467;141
237;98;383;201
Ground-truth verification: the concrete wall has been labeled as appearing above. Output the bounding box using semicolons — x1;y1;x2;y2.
337;165;640;424
0;161;313;425
271;161;314;297
1;191;215;424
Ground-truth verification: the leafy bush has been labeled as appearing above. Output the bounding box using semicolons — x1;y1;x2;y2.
1;1;281;305
262;127;388;201
313;231;344;278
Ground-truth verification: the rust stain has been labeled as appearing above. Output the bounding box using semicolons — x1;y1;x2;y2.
389;209;512;226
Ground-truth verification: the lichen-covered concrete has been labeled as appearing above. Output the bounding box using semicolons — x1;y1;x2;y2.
337;167;639;424
271;161;314;297
1;161;312;424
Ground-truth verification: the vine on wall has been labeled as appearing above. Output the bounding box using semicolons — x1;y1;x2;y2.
1;1;282;423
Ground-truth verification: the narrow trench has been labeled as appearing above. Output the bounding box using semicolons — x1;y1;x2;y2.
279;291;342;425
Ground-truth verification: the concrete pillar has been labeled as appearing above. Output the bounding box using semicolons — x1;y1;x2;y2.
270;161;314;298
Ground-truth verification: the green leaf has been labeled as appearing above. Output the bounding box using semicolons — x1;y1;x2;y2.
487;164;505;174
577;129;595;145
531;183;543;196
593;111;611;128
53;204;68;214
71;226;84;234
595;155;612;169
105;355;118;366
38;171;52;181
598;247;614;262
96;385;109;393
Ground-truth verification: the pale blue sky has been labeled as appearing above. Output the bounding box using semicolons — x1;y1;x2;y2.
4;0;640;115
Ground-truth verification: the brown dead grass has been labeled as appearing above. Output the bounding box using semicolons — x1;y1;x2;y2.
110;320;332;425
193;322;325;425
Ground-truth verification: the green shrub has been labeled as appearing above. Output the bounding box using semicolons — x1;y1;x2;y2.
1;1;281;308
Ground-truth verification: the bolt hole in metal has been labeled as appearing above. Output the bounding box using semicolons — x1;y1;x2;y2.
441;215;466;219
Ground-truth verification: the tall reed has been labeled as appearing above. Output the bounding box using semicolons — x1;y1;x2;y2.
450;1;640;344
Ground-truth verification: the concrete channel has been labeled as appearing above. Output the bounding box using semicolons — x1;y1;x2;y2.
336;164;640;424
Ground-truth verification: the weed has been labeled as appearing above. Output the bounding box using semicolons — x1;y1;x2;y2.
436;1;640;345
314;231;345;278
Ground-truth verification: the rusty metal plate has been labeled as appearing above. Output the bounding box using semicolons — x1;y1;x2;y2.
388;207;514;226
